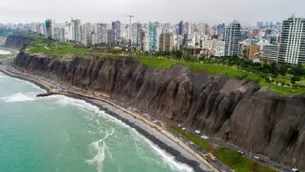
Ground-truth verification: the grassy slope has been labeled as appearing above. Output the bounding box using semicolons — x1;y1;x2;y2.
171;127;277;172
172;127;212;151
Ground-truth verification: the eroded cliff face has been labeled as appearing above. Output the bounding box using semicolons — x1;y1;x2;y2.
14;51;305;169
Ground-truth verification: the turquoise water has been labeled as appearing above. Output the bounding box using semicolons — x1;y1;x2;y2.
0;72;193;172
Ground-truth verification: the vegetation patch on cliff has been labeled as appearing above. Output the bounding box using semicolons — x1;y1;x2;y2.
172;127;212;151
171;127;278;172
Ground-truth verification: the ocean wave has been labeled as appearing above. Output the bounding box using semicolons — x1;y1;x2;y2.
0;50;12;55
1;93;35;103
130;128;194;172
86;128;115;172
45;95;130;129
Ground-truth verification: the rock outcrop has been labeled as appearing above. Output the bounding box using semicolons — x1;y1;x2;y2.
10;35;305;169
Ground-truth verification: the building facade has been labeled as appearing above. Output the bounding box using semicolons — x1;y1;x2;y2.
262;44;279;62
159;33;174;51
224;20;241;56
112;21;121;44
278;15;305;64
71;19;81;43
149;22;157;51
45;19;52;38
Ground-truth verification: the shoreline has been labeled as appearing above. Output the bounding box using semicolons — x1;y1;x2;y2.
0;66;216;172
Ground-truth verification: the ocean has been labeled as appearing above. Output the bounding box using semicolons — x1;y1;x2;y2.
0;52;194;172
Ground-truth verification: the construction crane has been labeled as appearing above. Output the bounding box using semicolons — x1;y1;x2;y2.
121;15;134;46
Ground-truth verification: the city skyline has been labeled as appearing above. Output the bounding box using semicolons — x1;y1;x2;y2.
0;0;304;25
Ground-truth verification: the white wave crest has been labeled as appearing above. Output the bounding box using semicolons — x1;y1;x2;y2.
0;49;12;55
86;128;115;172
46;95;130;129
130;129;194;172
1;93;35;103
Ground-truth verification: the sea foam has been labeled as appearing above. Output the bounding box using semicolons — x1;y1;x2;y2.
1;93;35;103
86;128;115;172
130;128;195;172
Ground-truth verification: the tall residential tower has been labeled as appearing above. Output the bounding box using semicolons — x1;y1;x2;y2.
278;14;305;64
224;20;241;56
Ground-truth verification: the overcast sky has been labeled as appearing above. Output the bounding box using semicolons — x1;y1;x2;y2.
0;0;304;25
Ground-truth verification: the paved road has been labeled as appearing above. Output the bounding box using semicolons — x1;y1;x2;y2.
185;129;300;172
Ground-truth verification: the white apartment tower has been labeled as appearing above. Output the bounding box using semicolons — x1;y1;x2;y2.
278;14;305;64
224;20;241;56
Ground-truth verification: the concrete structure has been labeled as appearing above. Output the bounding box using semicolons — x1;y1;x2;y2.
261;44;279;62
278;14;305;64
80;23;92;46
159;33;174;51
225;20;241;56
112;21;121;44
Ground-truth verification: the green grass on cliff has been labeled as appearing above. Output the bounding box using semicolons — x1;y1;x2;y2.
171;127;212;151
26;39;89;56
216;148;277;172
170;127;278;172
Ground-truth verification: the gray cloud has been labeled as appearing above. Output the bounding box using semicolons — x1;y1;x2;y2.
0;0;304;25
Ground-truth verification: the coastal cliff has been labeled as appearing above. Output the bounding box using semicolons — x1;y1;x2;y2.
9;36;305;169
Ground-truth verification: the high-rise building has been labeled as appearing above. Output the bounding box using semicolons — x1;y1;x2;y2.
80;23;92;46
112;21;121;44
224;20;241;56
131;23;139;46
149;22;157;51
71;19;81;43
159;33;174;51
45;19;52;38
142;23;150;52
278;14;305;64
96;23;108;44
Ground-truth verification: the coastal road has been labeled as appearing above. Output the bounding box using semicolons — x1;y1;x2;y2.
185;129;299;172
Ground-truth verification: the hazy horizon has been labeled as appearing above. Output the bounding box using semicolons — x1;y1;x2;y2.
0;0;304;25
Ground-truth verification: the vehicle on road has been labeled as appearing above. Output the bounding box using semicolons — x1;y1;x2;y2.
254;156;260;160
212;157;216;162
195;130;201;135
237;150;244;155
292;168;300;172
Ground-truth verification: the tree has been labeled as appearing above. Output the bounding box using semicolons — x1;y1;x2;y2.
291;76;301;84
278;64;288;76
